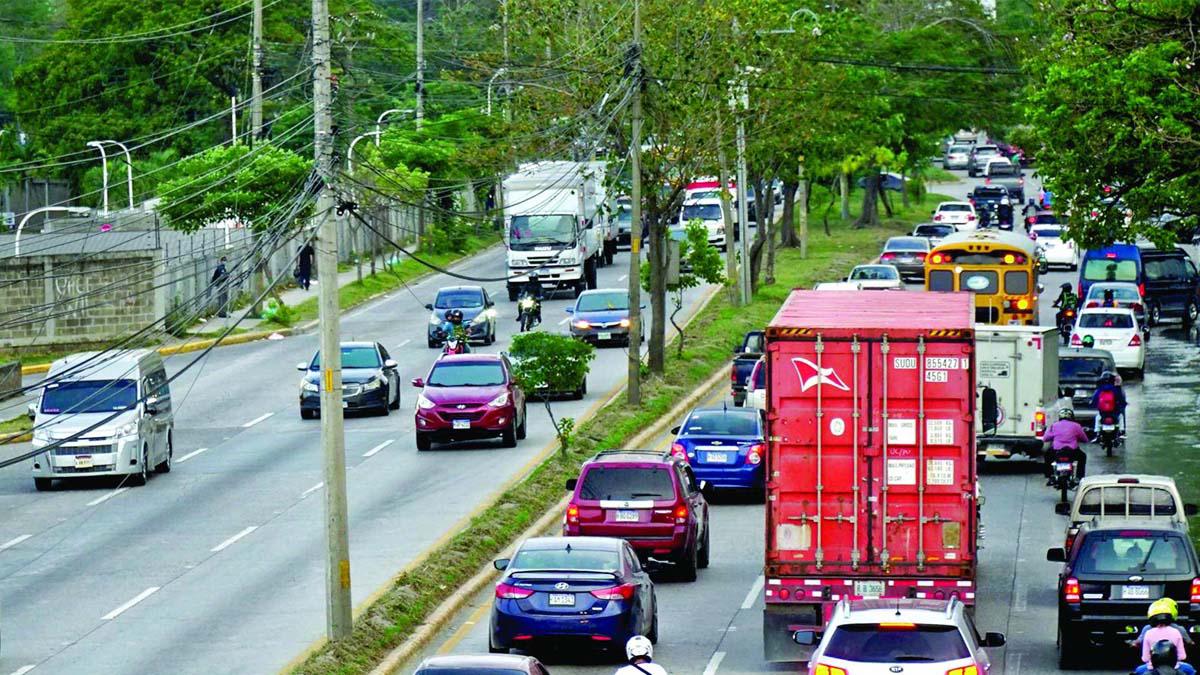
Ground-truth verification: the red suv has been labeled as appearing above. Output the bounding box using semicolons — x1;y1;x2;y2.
412;354;527;451
563;450;710;581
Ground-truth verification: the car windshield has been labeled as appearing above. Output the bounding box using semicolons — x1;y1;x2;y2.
311;346;380;370
939;204;972;212
435;289;483;309
824;623;970;663
682;204;723;221
1074;533;1195;575
850;266;898;281
886;238;927;252
1087;286;1140;302
1083;258;1138;282
1060;357;1110;380
579;466;675;501
510;547;620;572
41;379;138;414
1079;313;1134;329
682;411;760;436
576;292;629;312
509;215;576;247
426;362;506;387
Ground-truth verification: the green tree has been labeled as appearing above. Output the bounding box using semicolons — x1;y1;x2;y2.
642;220;726;355
508;332;596;455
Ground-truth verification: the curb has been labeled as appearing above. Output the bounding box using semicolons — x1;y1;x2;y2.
371;364;733;674
1;431;32;445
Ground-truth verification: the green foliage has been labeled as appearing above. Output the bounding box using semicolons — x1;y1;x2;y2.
508;331;596;399
554;417;575;455
155;144;311;233
641;220;726;292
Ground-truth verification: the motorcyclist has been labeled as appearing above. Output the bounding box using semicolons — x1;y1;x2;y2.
1042;407;1089;483
1138;639;1197;675
1132;598;1197;675
517;271;545;326
1053;283;1079;311
1091;370;1127;437
615;635;668;675
441;309;470;353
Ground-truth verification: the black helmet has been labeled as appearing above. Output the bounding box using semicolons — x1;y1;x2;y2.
445;309;464;323
528;270;540;280
1150;639;1179;668
1100;370;1116;384
1060;283;1072;292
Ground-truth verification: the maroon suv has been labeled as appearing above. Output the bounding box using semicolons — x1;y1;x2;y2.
563;450;710;581
412;354;527;451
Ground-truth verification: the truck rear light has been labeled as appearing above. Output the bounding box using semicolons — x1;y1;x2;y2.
946;666;979;675
1129;333;1142;347
1191;578;1200;603
1034;410;1047;436
1064;577;1081;603
496;582;534;599
746;443;763;465
813;665;848;675
670;443;689;462
590;583;636;600
566;503;580;525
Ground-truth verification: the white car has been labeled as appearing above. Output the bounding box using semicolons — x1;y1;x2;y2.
1030;224;1078;269
1071;307;1145;375
678;198;729;248
1083;281;1147;325
744;357;766;411
846;264;904;290
796;598;1005;675
943;144;971;170
932;201;978;230
814;281;865;291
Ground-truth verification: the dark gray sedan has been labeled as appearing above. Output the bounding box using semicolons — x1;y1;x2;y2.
566;289;641;346
297;341;400;418
877;236;931;281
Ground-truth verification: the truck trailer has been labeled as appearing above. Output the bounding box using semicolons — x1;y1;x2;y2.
761;290;979;661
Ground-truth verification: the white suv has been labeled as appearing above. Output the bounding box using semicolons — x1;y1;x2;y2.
795;598;1005;675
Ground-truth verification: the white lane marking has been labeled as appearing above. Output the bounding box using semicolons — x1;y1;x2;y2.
397;339;412;348
210;526;258;553
242;412;274;428
86;487;128;507
702;651;726;675
11;666;36;675
363;439;394;458
101;586;160;620
1012;582;1027;612
741;574;765;610
301;482;325;498
175;447;208;464
618;275;628;281
1009;652;1022;675
558;316;571;325
0;534;32;552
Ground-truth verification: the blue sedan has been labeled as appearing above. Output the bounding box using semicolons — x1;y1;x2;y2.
566;289;643;346
489;536;657;655
670;407;765;494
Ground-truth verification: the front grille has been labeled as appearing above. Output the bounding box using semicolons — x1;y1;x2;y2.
55;445;113;456
976;307;1000;323
448;411;487;422
55;464;115;473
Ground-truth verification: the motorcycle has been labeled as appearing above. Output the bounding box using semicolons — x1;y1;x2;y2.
442;333;470;355
1057;307;1077;344
1052;449;1079;504
517;294;541;332
1097;414;1120;457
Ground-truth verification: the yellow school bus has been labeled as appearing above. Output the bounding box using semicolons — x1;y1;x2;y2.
925;229;1040;325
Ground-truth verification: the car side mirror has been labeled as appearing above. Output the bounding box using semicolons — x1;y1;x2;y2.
411;377;425;388
670;426;680;434
1037;284;1045;294
1186;503;1199;516
983;632;1007;648
296;362;308;371
565;477;578;491
1054;502;1071;516
383;359;398;370
1046;547;1067;563
27;402;36;420
493;558;510;570
424;303;434;311
792;630;818;646
981;387;999;434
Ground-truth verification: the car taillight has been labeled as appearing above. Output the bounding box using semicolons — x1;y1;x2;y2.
746;443;763;465
1131;302;1143;312
1191;578;1200;603
933;214;943;221
880;252;896;260
1070;333;1082;346
1085;301;1099;307
566;503;580;525
1139;283;1146;297
1066;529;1078;552
1018;178;1025;185
495;582;534;599
967;214;976;221
813;664;848;675
913;252;927;261
1129;333;1142;346
946;666;980;675
984;177;991;184
1064;577;1081;603
590;583;637;601
670;442;689;462
674;504;689;524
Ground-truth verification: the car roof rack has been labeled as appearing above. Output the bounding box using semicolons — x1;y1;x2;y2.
590;449;672;462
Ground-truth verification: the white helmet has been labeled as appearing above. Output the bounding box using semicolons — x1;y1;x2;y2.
626;635;653;661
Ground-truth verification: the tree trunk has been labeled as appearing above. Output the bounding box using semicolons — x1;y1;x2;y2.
778;181;798;247
764;209;776;285
878;171;895;218
855;174;881;228
839;172;851;220
823;177;836;236
648;212;667;374
900;169;910;209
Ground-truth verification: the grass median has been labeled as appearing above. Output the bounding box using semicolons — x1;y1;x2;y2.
292;194;945;675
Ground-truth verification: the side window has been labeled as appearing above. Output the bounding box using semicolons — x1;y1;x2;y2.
1186;259;1199;280
1161;258;1187;281
929;269;954;292
962;609;984;643
683;465;700;494
625;545;642;573
1145;259;1164;281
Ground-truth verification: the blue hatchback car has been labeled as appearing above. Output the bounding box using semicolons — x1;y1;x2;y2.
566;289;642;346
489;536;657;654
669;407;765;493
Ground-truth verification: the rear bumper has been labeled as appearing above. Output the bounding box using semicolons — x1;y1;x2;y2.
692;462;764;490
978;435;1046;459
491;601;634;647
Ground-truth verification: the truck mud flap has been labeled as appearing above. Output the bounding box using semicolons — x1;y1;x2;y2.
763;604;821;663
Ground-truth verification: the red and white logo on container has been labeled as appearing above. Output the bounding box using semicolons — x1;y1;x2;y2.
792;357;850;392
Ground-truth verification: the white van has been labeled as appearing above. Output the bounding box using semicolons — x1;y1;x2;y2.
975;324;1060;462
30;350;175;491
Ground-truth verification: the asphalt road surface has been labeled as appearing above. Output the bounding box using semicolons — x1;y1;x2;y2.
406;171;1193;675
0;244;715;675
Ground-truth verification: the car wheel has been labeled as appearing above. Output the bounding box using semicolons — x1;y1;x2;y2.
389;388;401;410
378;401;389;416
502;420;518;448
697;522;711;569
647;604;659;644
605;247;615;266
677;541;699;582
415;432;432;451
488;633;508;654
1186;300;1199;326
300;408;316;420
487;325;496;345
1058;624;1083;669
427;338;438;349
516;405;527;440
34;477;53;491
155;433;173;474
1148;302;1161;326
130;445;150;486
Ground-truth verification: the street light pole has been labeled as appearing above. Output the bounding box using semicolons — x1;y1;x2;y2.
85;141;109;215
347;131;380;174
14;206;90;256
415;0;425;130
375;108;413;145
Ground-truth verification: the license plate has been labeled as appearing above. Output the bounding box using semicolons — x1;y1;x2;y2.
898;257;914;263
453;419;471;430
1054;462;1073;471
74;455;93;469
704;451;730;464
1099;339;1114;345
548;593;575;606
597;332;612;341
615;510;640;522
854;581;885;598
1123;585;1150;600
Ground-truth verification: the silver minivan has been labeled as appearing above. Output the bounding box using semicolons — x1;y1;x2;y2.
30;349;175;491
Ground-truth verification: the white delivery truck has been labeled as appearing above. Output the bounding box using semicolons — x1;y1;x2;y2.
586;160;618;267
975;324;1060;462
503;161;607;300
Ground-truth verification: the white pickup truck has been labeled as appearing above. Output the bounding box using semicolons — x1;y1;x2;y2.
975;324;1061;462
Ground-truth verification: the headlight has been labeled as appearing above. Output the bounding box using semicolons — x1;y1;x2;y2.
362;376;384;391
115;420;138;437
618;318;631;328
302;380;320;393
417;394;437;410
472;312;490;324
429;314;442;325
488;392;510;408
559;252;579;265
573;320;591;330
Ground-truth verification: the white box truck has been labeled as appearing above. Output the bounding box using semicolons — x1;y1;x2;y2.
975;324;1060;461
502;161;607;300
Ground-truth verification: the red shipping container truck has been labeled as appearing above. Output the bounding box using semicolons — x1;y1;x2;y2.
761;291;979;662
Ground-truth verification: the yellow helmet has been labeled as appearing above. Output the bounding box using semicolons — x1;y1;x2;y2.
1148;597;1178;620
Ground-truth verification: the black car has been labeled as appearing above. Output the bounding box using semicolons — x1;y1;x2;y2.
1058;347;1116;422
970;185;1009;211
297;341;401;418
1140;247;1200;325
1047;519;1200;668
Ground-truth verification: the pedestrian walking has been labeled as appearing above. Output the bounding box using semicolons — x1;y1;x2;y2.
297;242;314;291
211;256;230;318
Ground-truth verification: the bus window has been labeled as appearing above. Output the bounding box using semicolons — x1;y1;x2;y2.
960;270;998;294
1004;271;1030;294
929;269;954;291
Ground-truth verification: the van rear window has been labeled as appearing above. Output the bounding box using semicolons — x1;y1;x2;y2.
579;467;674;501
1083;258;1137;282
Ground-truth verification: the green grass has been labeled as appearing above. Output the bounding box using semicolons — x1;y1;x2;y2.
0;413;32;438
922;166;959;183
292;201;930;675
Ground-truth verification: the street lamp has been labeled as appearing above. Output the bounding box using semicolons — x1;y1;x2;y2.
375;108;415;145
759;8;822;35
14;206;91;256
347;131;381;173
86;139;135;212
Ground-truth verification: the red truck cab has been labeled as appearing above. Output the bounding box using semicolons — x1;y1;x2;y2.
760;290;979;662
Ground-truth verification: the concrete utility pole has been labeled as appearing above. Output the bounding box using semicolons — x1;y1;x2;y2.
716;118;738;303
251;0;264;142
415;0;425;130
231;96;239;144
626;0;643;406
312;0;352;641
730;38;751;306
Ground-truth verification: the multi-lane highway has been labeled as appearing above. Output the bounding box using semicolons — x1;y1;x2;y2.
0;244;715;674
